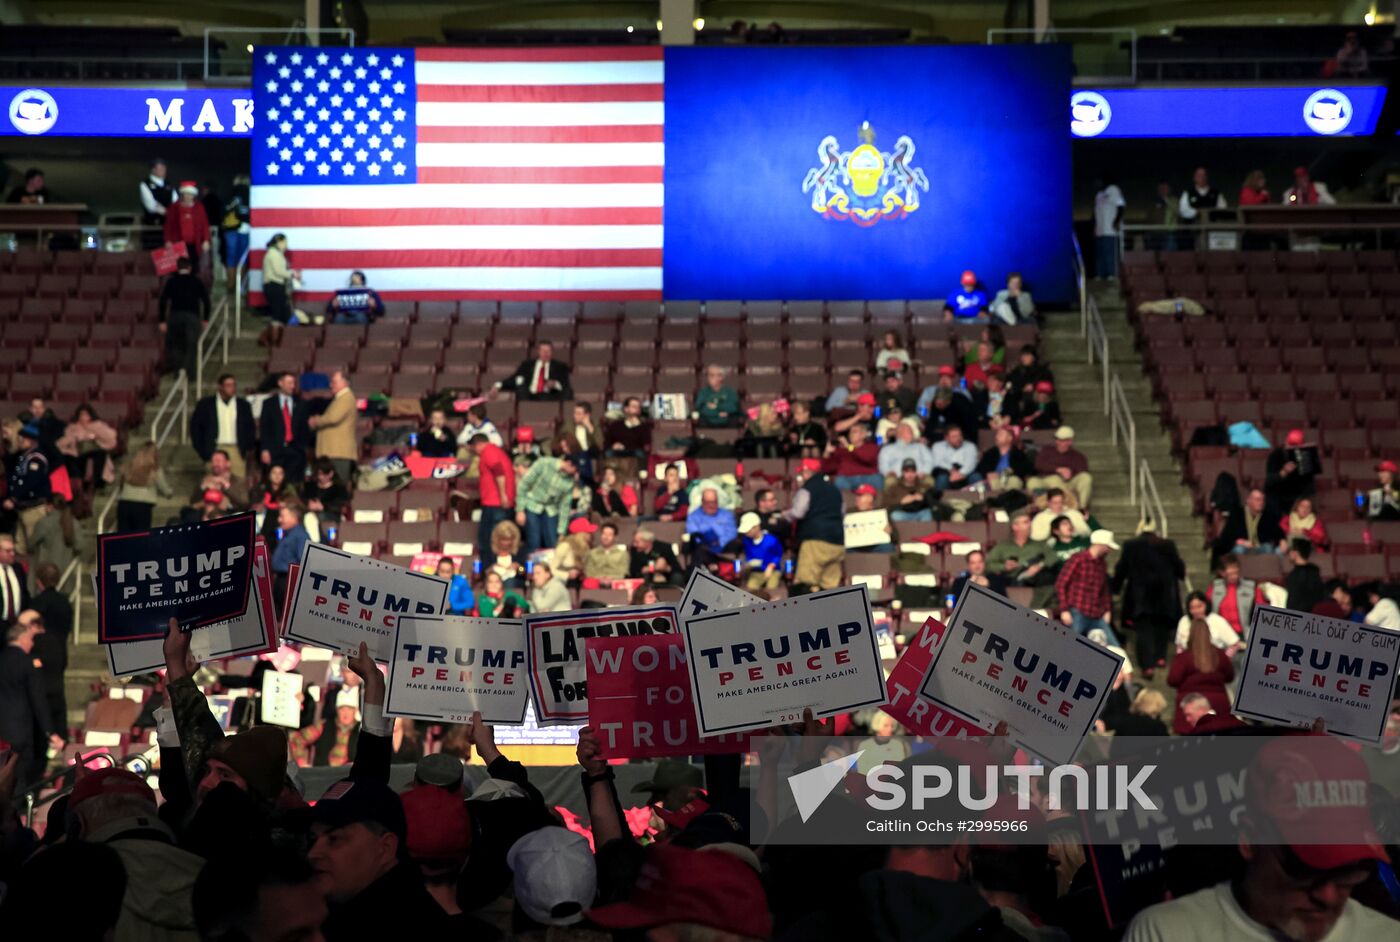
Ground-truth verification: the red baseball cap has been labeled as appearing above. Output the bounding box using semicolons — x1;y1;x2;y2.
800;458;822;474
1377;459;1398;474
1246;734;1388;871
1034;381;1055;394
516;426;535;444
960;269;977;287
1286;428;1306;447
853;484;879;497
401;784;472;862
856;392;877;407
202;488;226;505
69;768;156;809
568;517;598;535
937;365;957;378
653;795;710;831
588;844;772;938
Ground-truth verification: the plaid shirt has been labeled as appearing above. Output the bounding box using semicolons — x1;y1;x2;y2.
1055;549;1111;616
517;457;575;522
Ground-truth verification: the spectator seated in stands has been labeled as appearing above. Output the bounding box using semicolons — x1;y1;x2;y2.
1313;578;1364;623
878;419;932;478
1265;429;1317;512
1335;29;1370;76
561;402;603;481
1028;427;1092;508
1032;488;1092;542
883;459;935;522
991;272;1036;325
1012;381;1061;431
583;521;630;583
845;484;894;553
603;397;650;466
972;366;1009;428
985;510;1048;588
942;269;988;322
302;459;351;532
1284;539;1326;614
477;569;528;617
6;166;49;204
1207;554;1266;641
876;370;917;418
694;364;740;429
929;426;981;491
325;271;384;325
916;364;968;415
1283;165;1335;206
1167;618;1234;735
495;340;572;402
950;549;1007;599
528;561;571;613
591;465;638;517
416;409;456;458
1365;459;1400;521
552;517;593;584
455;403;503;455
1055;529;1121;646
652;462;689;522
825;422;882;493
874;404;910;450
921;383;978;445
1280;496;1328;551
686;487;737;569
1045;513;1091;573
256;462;293;550
1216;487;1285;556
1238;169;1271;206
1364;585;1400;629
57;403;117;494
962;341;1001;387
435;557;474;616
976;426;1033;493
832;392;877;438
785;400;828;458
874;330;910;374
629;528;681;587
189;449;250;516
741;402;786;459
824;369;867;414
1005;344;1053;409
1175;590;1241;652
738;511;783;592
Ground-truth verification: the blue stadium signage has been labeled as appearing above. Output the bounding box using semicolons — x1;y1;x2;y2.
3;86;253;137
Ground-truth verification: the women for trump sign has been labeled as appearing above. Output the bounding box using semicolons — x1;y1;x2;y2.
681;585;886;735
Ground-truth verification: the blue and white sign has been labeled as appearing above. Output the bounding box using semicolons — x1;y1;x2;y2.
1069;85;1385;138
1;86;253;137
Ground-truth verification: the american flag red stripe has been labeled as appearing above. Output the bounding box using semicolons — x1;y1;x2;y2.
249;46;663;303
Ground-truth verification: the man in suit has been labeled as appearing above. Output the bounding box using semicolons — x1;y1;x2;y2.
309;369;359;485
1;612;64;785
28;562;71;736
259;371;312;483
189;373;256;477
0;535;30;626
495;340;572;401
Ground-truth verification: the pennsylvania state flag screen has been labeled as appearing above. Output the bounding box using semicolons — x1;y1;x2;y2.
663;45;1072;302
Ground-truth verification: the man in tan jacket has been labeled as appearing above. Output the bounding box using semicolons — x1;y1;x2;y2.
309;370;358;484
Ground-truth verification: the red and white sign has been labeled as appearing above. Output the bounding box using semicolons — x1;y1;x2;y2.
882;616;988;738
586;634;747;759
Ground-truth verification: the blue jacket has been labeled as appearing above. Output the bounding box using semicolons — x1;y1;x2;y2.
687;506;737;549
271;524;309;574
743;532;784;571
8;448;50;507
448;575;475;615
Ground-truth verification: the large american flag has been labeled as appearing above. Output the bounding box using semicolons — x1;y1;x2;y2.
249;46;663;301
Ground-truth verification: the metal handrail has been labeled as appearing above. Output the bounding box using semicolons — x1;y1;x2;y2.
1085;295;1110;413
95;373;189;534
57;558;83;645
195;294;231;395
1071;230;1087;336
233;244;250;339
1140;457;1170;540
1120;218;1400;254
1082;292;1140;509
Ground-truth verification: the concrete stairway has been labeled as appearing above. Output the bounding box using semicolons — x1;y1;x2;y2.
1037;287;1208;586
61;303;268;727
